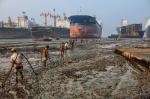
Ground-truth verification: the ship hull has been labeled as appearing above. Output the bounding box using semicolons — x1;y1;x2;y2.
69;15;102;38
118;24;144;38
0;27;31;39
0;27;69;39
70;24;101;38
31;26;70;40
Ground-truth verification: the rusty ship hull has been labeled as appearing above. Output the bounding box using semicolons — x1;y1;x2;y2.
69;15;102;38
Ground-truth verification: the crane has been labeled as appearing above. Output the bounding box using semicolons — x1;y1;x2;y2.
8;16;13;28
49;9;60;27
63;13;68;20
40;12;49;26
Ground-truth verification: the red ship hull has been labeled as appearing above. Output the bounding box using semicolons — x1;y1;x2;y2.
69;15;102;38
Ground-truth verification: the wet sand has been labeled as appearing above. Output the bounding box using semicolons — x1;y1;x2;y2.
0;39;150;99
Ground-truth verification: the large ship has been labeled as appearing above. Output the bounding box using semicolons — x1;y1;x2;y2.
32;11;70;40
117;19;144;38
0;16;32;39
68;15;102;38
0;12;70;40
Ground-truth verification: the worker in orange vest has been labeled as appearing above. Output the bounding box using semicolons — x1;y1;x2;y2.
41;45;49;67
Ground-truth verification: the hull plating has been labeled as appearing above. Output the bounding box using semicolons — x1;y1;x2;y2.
0;28;31;39
70;24;101;38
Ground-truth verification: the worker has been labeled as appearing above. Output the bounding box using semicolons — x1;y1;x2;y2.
70;40;75;49
10;48;24;84
64;42;70;50
60;42;65;58
41;45;49;67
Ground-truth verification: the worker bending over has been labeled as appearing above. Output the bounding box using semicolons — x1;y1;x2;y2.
10;48;24;84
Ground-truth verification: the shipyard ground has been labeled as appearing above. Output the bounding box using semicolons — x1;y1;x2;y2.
0;39;150;99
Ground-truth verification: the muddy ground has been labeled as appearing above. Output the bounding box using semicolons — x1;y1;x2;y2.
0;39;150;99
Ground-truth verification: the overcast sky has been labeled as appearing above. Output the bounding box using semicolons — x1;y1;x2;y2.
0;0;150;37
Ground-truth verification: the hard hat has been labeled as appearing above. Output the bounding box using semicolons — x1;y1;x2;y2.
11;48;17;52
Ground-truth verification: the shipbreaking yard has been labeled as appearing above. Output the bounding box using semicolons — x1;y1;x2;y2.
0;39;150;99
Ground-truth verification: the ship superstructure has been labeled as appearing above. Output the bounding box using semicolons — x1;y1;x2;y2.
32;10;70;40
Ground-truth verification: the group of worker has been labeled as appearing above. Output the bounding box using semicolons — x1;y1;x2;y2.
2;39;100;87
60;40;75;58
2;40;75;86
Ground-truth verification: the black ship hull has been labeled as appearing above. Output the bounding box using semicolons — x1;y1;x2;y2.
0;27;70;40
31;26;70;40
0;27;31;39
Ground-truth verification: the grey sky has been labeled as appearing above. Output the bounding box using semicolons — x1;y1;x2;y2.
0;0;150;37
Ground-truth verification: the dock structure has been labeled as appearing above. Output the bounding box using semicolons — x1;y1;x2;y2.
115;48;150;72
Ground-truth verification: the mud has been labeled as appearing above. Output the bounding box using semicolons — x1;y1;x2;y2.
0;39;150;99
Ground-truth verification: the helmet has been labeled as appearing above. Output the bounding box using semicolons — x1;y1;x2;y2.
11;48;17;52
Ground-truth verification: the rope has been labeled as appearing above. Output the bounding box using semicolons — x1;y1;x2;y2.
22;53;40;94
22;53;38;76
